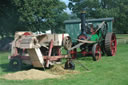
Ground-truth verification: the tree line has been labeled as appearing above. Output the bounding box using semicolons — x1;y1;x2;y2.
0;0;128;38
0;0;69;38
68;0;128;34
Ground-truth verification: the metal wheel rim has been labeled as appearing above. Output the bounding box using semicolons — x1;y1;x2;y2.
95;45;101;61
111;34;117;56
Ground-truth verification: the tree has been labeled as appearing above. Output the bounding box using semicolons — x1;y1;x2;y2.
12;0;68;32
0;0;20;38
68;0;128;33
0;0;69;38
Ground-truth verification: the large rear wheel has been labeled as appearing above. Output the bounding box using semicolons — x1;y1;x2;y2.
105;33;117;56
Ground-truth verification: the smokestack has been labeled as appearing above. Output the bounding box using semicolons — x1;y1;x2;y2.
80;10;86;34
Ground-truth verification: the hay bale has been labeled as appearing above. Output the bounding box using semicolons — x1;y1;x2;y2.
48;65;79;75
0;65;79;80
0;69;59;80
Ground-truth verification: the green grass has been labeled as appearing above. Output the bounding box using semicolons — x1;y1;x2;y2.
0;45;128;85
116;34;128;39
116;34;128;44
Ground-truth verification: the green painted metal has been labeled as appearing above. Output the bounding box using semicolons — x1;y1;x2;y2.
64;18;114;42
65;23;81;42
87;29;102;42
89;34;99;41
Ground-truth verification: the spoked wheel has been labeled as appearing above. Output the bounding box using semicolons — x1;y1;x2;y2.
105;33;117;56
92;44;102;61
9;57;22;71
64;59;75;70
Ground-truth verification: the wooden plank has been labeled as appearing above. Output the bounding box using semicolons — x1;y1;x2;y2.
77;39;96;43
27;48;44;68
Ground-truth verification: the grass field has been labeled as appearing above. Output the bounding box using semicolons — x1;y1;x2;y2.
116;34;128;44
116;34;128;39
0;44;128;85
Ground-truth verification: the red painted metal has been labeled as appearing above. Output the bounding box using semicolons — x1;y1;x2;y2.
81;51;88;56
78;35;87;40
95;45;101;61
70;49;77;59
20;56;30;60
80;51;92;55
46;39;53;67
91;32;96;35
111;34;117;56
88;51;92;55
70;50;76;54
48;40;53;57
23;32;31;36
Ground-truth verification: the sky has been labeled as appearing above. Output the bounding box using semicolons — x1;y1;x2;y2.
60;0;71;14
61;0;69;5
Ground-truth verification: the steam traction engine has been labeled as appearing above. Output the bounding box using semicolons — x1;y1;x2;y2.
69;11;117;61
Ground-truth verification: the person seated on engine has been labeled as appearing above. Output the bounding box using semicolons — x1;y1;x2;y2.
90;24;95;35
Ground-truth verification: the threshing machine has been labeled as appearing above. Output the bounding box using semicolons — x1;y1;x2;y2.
8;32;74;71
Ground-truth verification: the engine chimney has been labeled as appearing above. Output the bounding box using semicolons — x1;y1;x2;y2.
80;10;86;34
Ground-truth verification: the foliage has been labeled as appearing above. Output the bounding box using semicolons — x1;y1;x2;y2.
0;0;19;37
0;0;69;38
68;0;128;33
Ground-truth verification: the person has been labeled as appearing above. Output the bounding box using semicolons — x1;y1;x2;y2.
90;24;95;34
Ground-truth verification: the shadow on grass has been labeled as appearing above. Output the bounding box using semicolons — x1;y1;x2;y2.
0;63;11;72
0;63;34;73
75;53;93;61
0;53;94;73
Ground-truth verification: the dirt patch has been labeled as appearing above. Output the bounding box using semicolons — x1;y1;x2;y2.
48;65;79;75
0;65;79;80
0;69;60;80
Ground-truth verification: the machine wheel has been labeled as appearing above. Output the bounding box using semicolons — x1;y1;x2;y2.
92;44;101;61
105;33;117;56
70;49;77;59
9;57;22;71
63;37;72;50
64;59;75;70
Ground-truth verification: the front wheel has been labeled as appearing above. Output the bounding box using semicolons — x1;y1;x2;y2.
9;57;22;71
64;59;75;70
92;44;102;61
